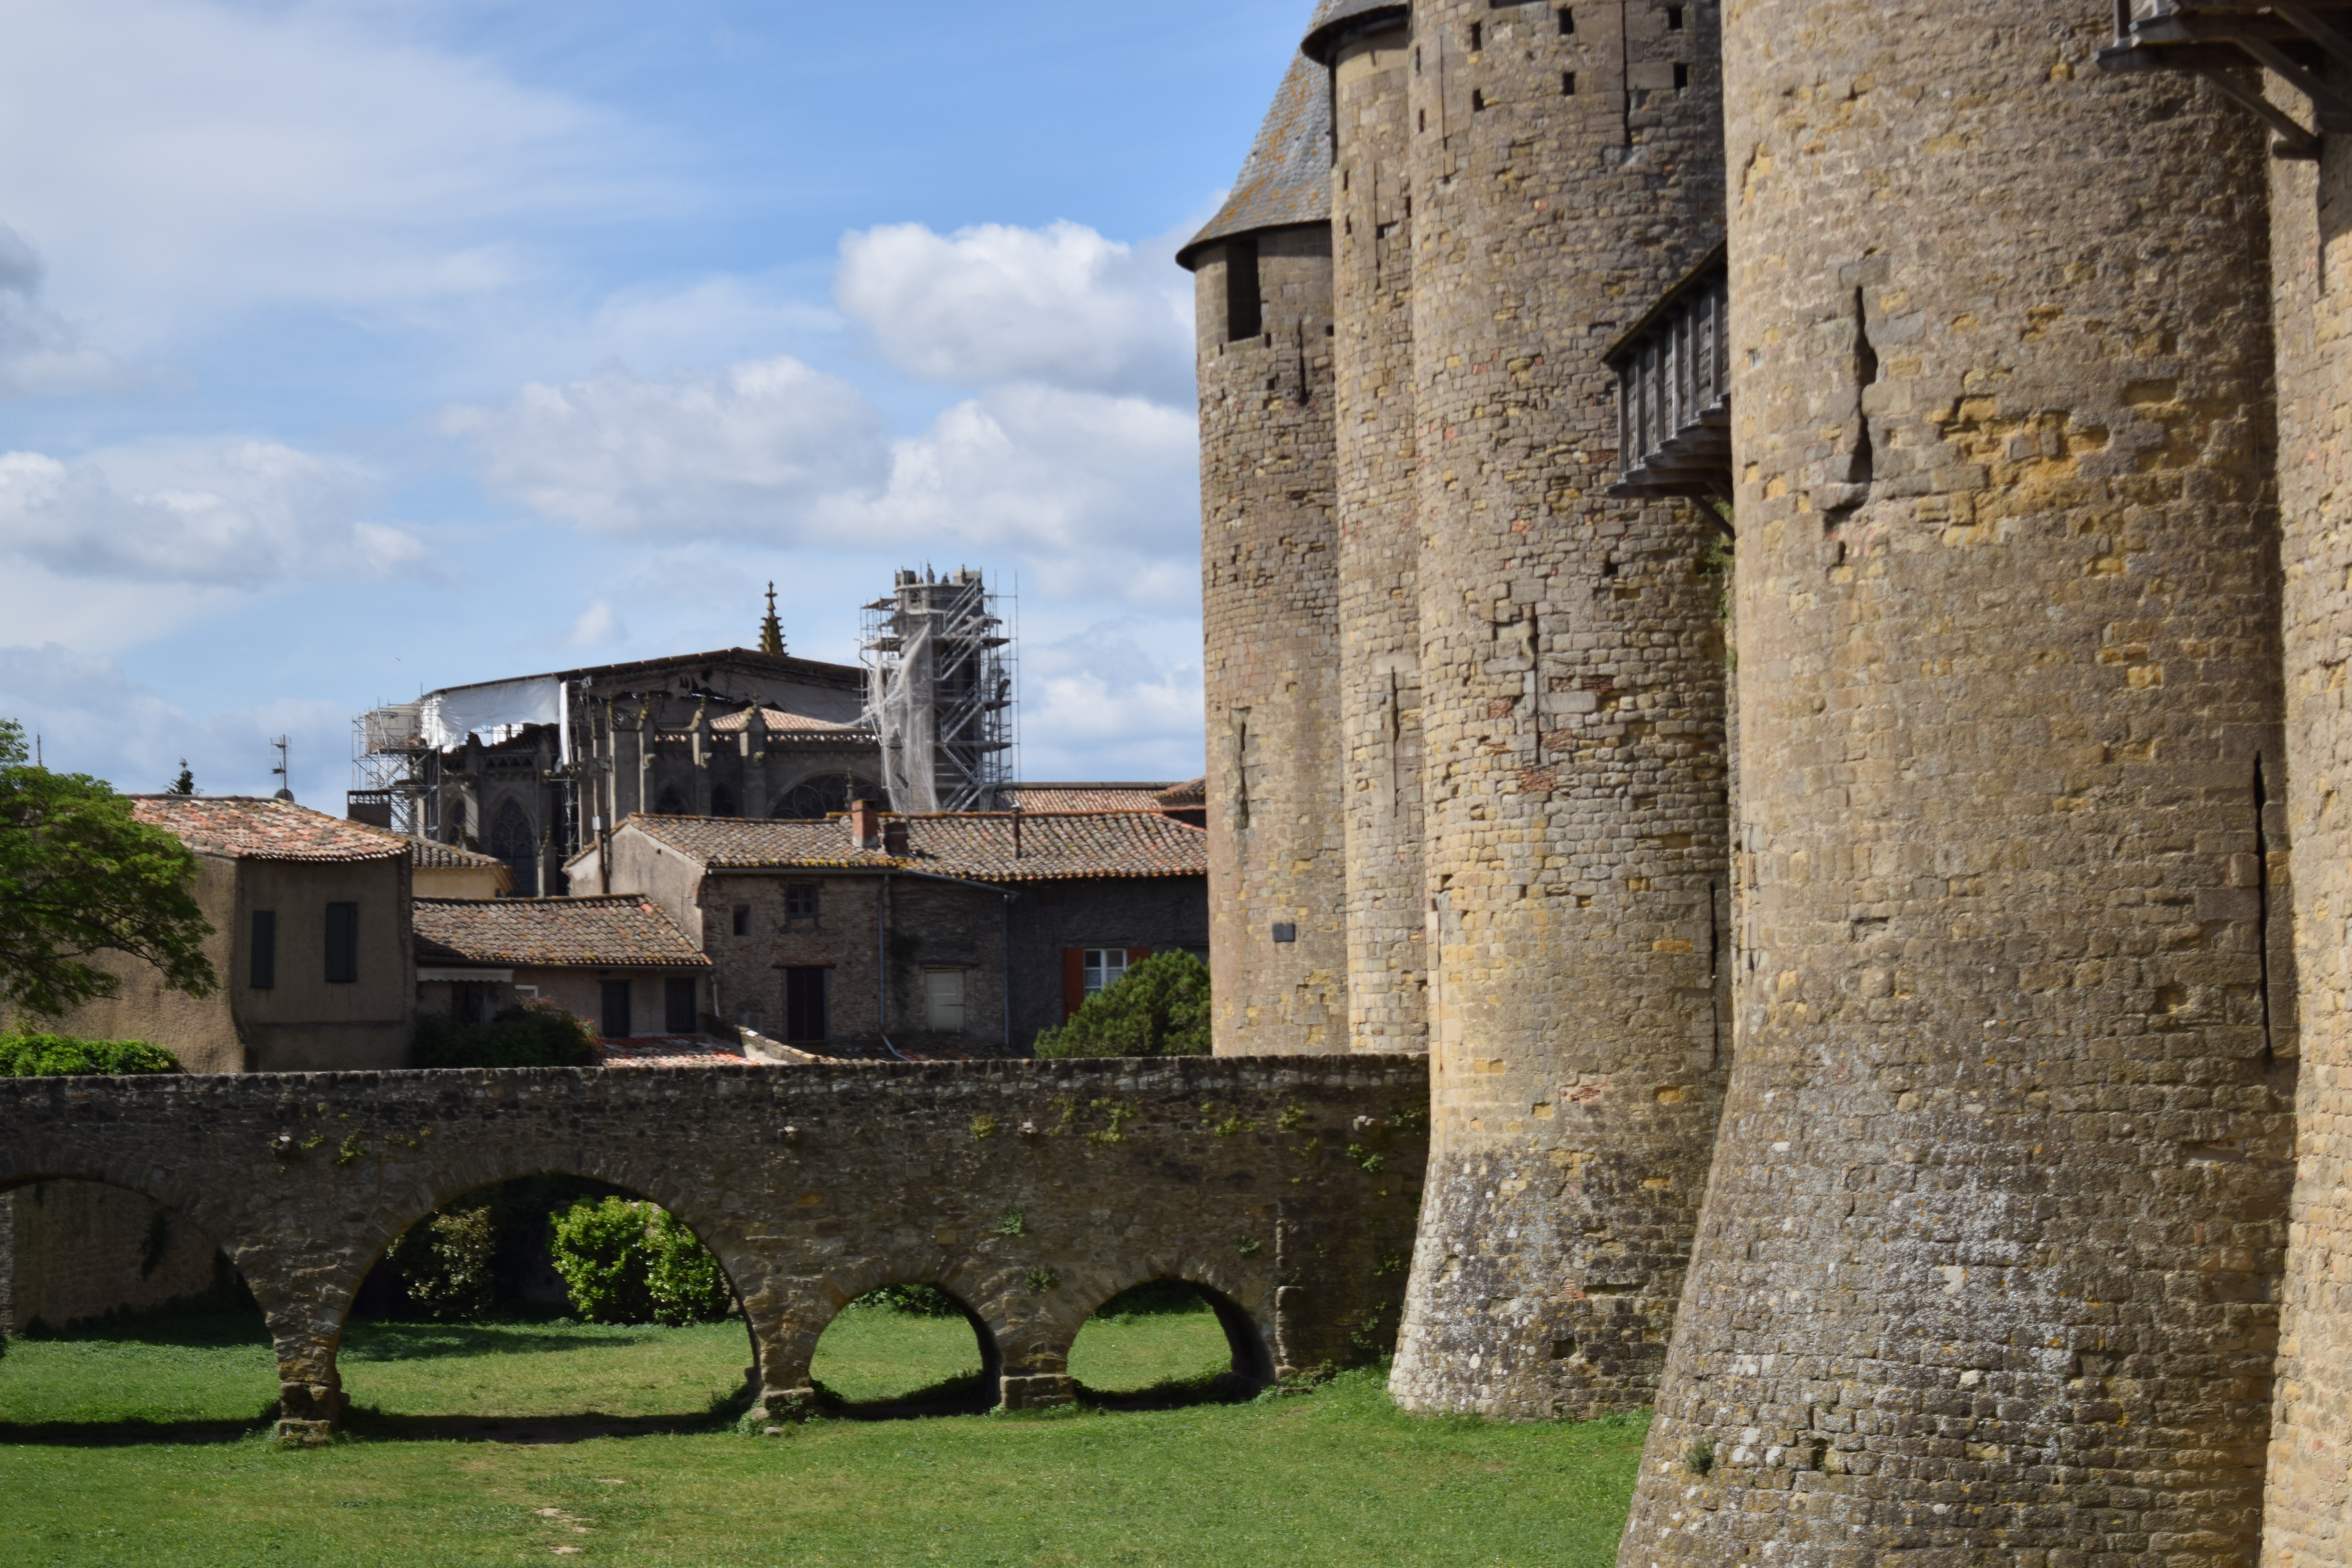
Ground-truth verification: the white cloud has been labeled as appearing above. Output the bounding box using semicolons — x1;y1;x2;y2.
568;599;626;649
1016;622;1206;782
0;224;123;397
836;220;1195;402
0;642;347;801
444;356;892;537
0;0;664;348
0;439;428;585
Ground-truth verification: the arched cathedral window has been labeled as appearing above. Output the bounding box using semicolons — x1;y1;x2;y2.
489;799;539;897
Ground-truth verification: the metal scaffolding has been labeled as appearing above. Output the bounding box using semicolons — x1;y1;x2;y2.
350;702;433;838
861;568;1015;813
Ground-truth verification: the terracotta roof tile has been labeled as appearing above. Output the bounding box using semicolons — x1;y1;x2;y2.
129;797;410;863
996;784;1173;813
610;811;1208;883
413;897;711;969
1155;777;1207;808
706;706;872;737
411;840;510;871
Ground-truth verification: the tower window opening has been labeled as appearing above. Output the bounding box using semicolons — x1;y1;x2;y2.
1470;22;1483;50
1473;89;1488;112
1667;5;1684;28
1224;237;1263;342
1674;62;1690;88
1564;71;1577;95
1420;107;1428;131
1416;45;1423;72
1560;7;1575;33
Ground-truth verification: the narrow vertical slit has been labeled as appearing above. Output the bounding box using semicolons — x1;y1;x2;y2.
1849;287;1878;486
1708;879;1724;1068
1234;715;1252;833
2255;754;2276;1066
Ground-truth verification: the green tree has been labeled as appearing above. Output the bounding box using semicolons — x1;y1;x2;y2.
1034;950;1212;1059
168;760;195;796
413;1003;599;1069
548;1197;733;1327
389;1204;498;1322
0;1031;181;1076
0;719;218;1021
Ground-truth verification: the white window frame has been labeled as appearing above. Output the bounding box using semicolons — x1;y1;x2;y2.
925;968;968;1033
1082;949;1129;998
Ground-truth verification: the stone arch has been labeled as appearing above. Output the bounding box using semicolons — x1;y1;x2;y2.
488;797;539;897
755;1254;1008;1419
291;1148;780;1440
1061;1259;1277;1390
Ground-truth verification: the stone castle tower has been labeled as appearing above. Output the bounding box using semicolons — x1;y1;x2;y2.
1180;52;1348;1056
1197;0;2352;1559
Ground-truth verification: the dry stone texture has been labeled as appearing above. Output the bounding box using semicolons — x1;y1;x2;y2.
1388;0;1732;1421
2;1182;222;1333
1616;6;2293;1564
0;1058;1426;1442
1330;18;1434;1057
2264;93;2352;1568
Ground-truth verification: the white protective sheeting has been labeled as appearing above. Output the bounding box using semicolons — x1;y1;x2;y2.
420;677;564;750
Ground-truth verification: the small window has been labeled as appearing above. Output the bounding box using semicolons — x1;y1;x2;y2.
785;883;820;925
1559;7;1575;33
1564;71;1578;95
1419;107;1428;132
783;967;828;1044
733;905;750;936
1472;89;1488;111
1083;949;1129;998
1225;236;1263;343
324;903;359;985
926;970;967;1034
601;979;633;1040
1470;21;1483;49
250;910;277;990
664;977;699;1034
1674;62;1690;88
1666;4;1684;28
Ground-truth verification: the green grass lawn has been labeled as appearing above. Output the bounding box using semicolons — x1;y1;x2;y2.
0;1305;1646;1567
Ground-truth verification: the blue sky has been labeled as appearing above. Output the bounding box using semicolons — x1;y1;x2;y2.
0;0;1309;800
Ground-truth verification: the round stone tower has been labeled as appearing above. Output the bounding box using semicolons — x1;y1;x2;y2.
2264;85;2352;1568
1179;49;1348;1055
1614;6;2292;1563
1390;0;1731;1419
1306;0;1426;1055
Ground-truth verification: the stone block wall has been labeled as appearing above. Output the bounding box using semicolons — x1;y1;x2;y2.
1195;221;1352;1055
2;1181;222;1334
2265;76;2352;1568
1389;0;1731;1421
1615;7;2292;1564
1330;17;1431;1056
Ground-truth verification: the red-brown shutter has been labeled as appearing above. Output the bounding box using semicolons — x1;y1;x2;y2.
1127;946;1152;971
1062;948;1085;1020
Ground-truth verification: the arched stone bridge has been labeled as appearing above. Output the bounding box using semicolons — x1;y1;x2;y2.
0;1056;1428;1441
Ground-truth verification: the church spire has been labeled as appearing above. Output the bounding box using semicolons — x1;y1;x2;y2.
758;583;785;655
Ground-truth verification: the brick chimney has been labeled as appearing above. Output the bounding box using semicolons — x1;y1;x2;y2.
848;799;882;850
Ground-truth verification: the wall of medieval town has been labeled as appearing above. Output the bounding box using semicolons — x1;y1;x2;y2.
2;1181;223;1334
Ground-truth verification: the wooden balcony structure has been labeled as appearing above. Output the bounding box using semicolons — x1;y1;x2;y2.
2098;1;2352;158
1604;244;1732;510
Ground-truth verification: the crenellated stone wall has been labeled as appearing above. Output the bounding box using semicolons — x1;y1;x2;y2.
1387;0;1731;1422
1615;6;2292;1563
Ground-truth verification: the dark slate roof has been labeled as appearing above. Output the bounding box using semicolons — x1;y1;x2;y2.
129;797;410;864
412;897;711;970
1177;45;1334;270
608;811;1209;883
1303;0;1412;64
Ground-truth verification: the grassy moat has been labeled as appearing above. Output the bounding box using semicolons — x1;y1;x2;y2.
0;1302;1646;1566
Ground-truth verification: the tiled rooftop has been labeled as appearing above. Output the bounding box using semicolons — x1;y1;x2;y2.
1179;48;1334;267
413;897;712;970
1156;777;1208;808
706;707;873;736
996;783;1174;813
614;810;1208;883
411;840;510;872
129;797;410;864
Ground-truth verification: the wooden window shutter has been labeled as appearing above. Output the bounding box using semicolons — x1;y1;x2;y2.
1127;947;1152;970
1062;948;1085;1020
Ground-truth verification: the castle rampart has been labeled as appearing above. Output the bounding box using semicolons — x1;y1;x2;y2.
2263;85;2352;1568
1183;53;1351;1056
1615;5;2293;1562
1312;0;1431;1056
1386;0;1732;1421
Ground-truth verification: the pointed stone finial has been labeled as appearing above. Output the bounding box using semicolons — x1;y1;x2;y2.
759;583;786;655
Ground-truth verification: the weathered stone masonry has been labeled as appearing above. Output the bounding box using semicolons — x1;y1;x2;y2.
0;1057;1426;1441
1390;0;1731;1423
1617;5;2293;1564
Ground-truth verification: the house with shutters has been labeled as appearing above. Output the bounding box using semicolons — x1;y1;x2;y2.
410;896;713;1043
566;802;1208;1060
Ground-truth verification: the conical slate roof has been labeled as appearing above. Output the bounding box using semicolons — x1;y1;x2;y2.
1176;47;1333;271
1302;0;1411;64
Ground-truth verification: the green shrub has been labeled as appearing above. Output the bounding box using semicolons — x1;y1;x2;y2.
548;1197;733;1327
0;1031;180;1077
388;1204;497;1322
1033;950;1211;1059
849;1283;964;1317
413;1004;597;1069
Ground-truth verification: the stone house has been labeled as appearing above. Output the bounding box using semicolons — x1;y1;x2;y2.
411;895;712;1042
11;797;416;1074
567;804;1209;1058
408;840;513;900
